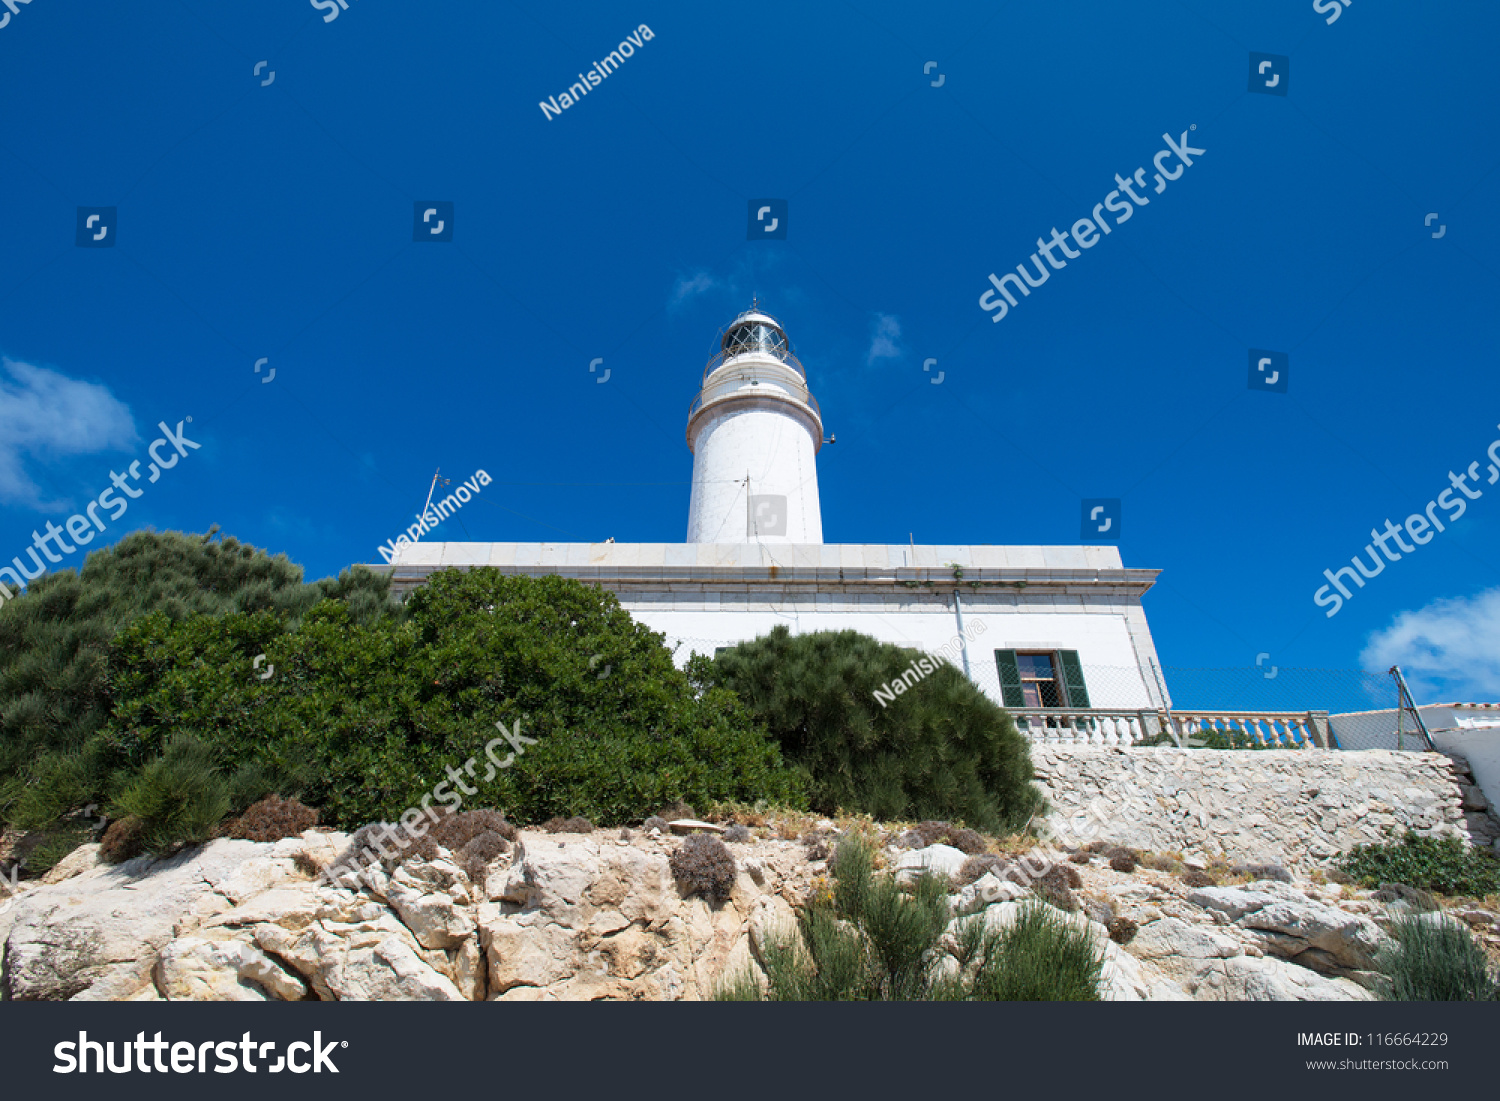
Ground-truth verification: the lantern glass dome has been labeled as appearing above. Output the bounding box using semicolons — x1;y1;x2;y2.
721;311;788;361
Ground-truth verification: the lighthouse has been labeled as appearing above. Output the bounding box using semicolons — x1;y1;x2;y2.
385;306;1173;722
685;305;825;543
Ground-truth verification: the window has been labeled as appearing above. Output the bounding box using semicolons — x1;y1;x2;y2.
1016;652;1062;707
994;649;1091;709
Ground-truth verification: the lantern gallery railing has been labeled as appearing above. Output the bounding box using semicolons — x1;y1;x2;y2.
1012;708;1332;748
701;348;807;382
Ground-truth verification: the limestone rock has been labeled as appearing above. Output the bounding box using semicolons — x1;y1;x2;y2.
1240;900;1385;971
894;844;968;884
955;872;1025;913
1189;882;1385;971
155;937;306;1001
39;843;102;885
385;879;475;949
1190;955;1375;1001
340;935;464;1000
2;839;272;1001
1126;917;1242;983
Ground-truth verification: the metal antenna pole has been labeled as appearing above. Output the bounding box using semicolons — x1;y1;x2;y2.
421;469;443;518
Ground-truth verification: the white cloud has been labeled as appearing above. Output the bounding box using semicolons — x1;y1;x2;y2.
669;271;718;309
1360;587;1500;701
865;313;901;365
0;357;137;510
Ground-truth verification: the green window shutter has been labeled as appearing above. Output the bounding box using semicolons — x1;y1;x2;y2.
1059;650;1091;708
994;650;1025;708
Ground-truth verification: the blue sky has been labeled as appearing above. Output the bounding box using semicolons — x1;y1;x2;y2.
1;1;1497;701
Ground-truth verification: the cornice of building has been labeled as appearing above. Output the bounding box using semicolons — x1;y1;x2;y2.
369;542;1161;600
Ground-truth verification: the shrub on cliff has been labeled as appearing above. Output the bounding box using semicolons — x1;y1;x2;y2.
0;529;395;834
1337;833;1500;897
717;835;1103;1001
109;735;231;856
1379;915;1498;1001
106;568;804;830
225;795;319;842
690;626;1039;833
670;834;737;906
0;532;392;773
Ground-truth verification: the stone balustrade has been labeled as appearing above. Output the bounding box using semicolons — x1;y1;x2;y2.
1013;708;1333;749
1012;709;1164;747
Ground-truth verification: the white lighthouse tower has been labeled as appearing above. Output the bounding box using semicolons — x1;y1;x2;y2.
684;305;825;543
388;305;1173;721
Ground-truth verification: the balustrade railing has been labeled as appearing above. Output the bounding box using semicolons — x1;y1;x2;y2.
1171;710;1330;748
1013;707;1331;748
1012;709;1165;747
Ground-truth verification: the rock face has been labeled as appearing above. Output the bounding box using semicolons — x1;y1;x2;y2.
0;828;817;1003
1191;956;1373;1002
894;844;968;884
0;818;1457;1002
1032;746;1471;865
2;838;309;1001
1189;882;1384;973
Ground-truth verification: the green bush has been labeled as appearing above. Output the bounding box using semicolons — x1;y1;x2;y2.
718;835;1104;1001
1337;832;1500;897
6;752;93;832
969;902;1106;1000
691;626;1040;832
1379;915;1498;1001
0;529;395;829
110;735;231;856
105;568;804;830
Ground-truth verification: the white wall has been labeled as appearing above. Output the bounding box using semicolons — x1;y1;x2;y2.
686;403;822;543
623;595;1156;709
1429;727;1500;819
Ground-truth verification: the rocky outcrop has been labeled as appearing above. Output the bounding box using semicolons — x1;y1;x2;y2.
1188;882;1385;975
1032;746;1471;865
0;823;1479;1002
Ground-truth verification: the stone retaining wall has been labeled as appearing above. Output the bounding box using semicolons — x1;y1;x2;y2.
1031;746;1471;865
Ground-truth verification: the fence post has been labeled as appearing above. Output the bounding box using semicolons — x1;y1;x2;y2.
1389;666;1436;751
1148;658;1182;747
1305;710;1331;749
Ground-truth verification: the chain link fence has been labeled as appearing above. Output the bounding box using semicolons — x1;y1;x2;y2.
1158;666;1417;751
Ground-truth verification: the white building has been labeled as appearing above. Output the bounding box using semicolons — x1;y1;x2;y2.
384;307;1172;732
